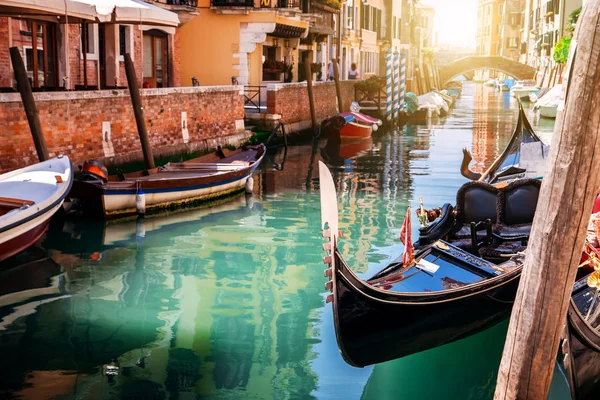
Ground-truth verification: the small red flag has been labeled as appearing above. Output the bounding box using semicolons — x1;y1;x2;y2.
399;206;414;266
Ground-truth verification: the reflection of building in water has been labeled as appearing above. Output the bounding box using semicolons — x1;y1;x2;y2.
471;83;495;173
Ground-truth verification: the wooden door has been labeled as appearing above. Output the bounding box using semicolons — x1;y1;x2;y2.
154;36;167;88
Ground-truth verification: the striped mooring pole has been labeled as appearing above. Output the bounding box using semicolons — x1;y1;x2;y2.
385;50;393;121
399;50;407;111
392;51;400;121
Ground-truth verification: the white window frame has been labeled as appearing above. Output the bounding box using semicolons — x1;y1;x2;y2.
118;25;135;62
82;23;99;61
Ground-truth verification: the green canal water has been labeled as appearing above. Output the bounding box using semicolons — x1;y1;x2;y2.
0;83;572;399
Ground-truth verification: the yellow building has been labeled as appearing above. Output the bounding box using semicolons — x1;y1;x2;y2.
179;0;310;87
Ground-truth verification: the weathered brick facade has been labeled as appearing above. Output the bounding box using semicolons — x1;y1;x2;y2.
266;81;356;125
0;86;247;173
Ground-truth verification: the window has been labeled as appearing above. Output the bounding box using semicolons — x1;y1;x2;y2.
498;4;503;15
496;25;502;34
81;23;98;60
346;0;353;29
119;25;133;60
24;47;44;72
393;16;397;39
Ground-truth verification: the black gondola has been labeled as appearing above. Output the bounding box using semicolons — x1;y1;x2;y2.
460;102;548;184
318;158;544;367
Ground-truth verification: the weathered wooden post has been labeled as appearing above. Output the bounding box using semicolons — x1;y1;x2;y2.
124;53;155;170
495;2;600;398
304;54;318;136
332;59;344;113
9;47;49;162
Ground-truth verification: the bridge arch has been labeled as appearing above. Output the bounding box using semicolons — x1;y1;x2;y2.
439;56;537;85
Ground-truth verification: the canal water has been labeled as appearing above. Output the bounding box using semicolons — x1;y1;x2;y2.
0;83;571;399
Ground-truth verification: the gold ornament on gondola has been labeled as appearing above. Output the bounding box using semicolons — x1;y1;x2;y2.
587;271;600;289
417;197;428;228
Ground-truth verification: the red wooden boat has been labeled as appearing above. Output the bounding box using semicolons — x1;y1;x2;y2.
0;156;73;262
339;112;382;139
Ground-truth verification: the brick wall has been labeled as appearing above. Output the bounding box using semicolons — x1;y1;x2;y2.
266;81;356;125
0;20;10;87
0;86;247;173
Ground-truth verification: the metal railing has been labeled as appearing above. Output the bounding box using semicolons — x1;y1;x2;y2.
278;0;300;7
211;0;253;6
244;86;266;113
166;0;198;5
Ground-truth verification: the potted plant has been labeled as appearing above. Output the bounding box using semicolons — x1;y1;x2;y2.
310;62;323;80
263;60;285;73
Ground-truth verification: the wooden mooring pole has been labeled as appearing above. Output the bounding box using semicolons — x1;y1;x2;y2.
9;47;49;162
495;2;600;398
124;53;155;170
332;60;344;113
304;55;318;136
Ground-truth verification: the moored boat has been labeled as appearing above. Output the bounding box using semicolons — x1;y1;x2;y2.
318;160;541;366
339;106;383;140
0;156;73;263
460;102;548;184
510;79;540;99
69;145;265;218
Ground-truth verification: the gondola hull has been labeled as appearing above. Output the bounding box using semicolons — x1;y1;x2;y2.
564;292;600;400
332;250;521;367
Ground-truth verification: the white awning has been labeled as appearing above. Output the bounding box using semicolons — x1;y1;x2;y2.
73;0;180;26
0;0;98;21
0;0;179;26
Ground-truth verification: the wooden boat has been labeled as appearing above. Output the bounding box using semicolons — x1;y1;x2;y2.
339;112;382;139
319;161;542;367
510;80;540;99
561;196;600;400
460;103;548;184
69;145;265;218
0;156;73;263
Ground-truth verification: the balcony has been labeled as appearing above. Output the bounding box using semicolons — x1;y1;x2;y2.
211;0;254;7
149;0;199;23
278;0;300;8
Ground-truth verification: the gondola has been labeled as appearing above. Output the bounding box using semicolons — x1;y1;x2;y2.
68;145;265;218
460;102;548;185
562;197;600;400
319;161;542;367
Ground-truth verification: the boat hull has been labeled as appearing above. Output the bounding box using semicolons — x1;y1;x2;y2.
0;208;56;262
564;299;600;400
332;252;521;367
339;122;373;139
540;105;558;118
70;145;265;218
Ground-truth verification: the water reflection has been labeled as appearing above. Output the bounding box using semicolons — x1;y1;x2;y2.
0;82;566;399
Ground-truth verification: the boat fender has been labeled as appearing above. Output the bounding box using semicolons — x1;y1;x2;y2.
372;124;378;132
245;176;254;194
136;183;146;215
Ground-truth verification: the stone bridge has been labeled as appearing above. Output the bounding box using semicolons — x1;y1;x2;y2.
439;56;537;84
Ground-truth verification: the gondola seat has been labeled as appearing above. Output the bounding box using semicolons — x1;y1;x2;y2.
450;179;541;252
451;181;500;249
495;179;541;238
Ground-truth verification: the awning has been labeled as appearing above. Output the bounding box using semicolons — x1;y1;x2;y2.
74;0;180;26
0;0;97;22
0;0;179;26
270;16;308;38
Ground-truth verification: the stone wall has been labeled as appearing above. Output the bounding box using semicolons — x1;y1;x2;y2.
264;81;356;131
0;86;248;173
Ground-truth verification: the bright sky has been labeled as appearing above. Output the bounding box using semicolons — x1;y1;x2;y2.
422;0;478;49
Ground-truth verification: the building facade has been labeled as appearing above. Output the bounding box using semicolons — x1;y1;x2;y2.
0;1;182;91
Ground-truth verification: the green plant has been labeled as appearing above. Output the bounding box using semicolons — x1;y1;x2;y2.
263;60;285;71
317;0;341;9
566;7;581;35
553;36;571;64
355;76;385;95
